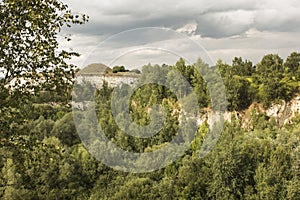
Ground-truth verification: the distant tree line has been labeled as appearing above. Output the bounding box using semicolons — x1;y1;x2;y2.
112;65;141;74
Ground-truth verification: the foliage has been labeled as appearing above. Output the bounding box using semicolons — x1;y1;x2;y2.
2;58;300;199
1;1;300;198
112;66;129;73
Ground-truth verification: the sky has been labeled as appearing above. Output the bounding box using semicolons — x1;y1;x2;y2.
59;0;300;69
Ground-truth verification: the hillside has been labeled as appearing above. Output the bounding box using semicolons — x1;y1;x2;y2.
77;63;140;77
1;56;300;199
77;63;112;75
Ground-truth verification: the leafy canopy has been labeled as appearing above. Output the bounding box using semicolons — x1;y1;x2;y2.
0;0;88;95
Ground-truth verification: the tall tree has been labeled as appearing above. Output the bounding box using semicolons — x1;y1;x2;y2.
285;52;300;74
0;0;88;135
0;0;88;95
232;57;254;76
256;54;284;77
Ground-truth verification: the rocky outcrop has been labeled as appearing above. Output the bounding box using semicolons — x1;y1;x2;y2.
266;96;300;126
76;74;138;89
197;95;300;127
76;63;139;89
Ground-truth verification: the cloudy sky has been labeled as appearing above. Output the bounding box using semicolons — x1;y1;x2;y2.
59;0;300;69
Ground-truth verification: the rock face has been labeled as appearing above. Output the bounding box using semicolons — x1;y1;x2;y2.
76;74;138;88
196;95;300;128
76;63;139;88
266;97;300;126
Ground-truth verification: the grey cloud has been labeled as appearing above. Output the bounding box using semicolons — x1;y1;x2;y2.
64;0;300;40
59;0;300;67
195;10;254;38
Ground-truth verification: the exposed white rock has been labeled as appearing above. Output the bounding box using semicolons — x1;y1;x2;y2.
197;95;300;128
76;74;138;89
265;98;300;126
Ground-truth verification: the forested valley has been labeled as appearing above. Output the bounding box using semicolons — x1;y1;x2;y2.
1;54;300;199
1;0;300;199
